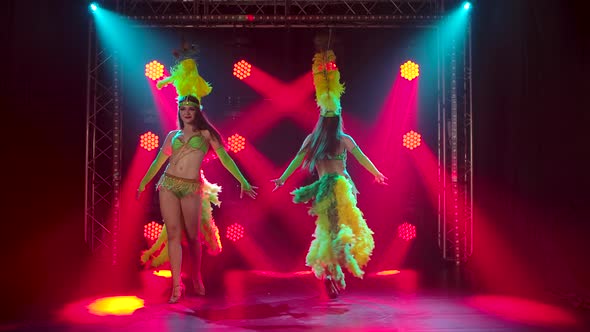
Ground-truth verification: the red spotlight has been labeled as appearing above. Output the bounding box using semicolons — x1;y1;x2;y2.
400;60;420;81
226;223;244;242
227;133;246;153
143;221;163;241
145;60;164;81
233;60;252;80
397;222;417;241
203;153;218;163
402;130;422;150
246;14;254;21
140;131;159;151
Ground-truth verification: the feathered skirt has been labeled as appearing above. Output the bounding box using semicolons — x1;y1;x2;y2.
292;173;374;289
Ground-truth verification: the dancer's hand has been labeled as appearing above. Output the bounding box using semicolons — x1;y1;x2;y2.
136;188;144;200
241;185;258;199
375;173;388;185
271;178;284;192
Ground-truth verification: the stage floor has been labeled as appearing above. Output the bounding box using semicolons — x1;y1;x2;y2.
4;269;589;332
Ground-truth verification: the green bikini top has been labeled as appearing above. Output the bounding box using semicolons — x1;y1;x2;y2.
325;150;347;161
322;149;348;168
171;131;208;154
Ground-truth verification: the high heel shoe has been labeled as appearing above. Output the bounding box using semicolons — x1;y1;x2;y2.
192;280;206;296
168;284;184;304
324;277;340;299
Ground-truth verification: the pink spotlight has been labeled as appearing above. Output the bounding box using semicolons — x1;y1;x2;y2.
402;130;422;150
143;221;163;241
398;222;417;241
233;60;252;80
226;223;245;242
203;153;218;163
140;131;159;151
227;133;246;153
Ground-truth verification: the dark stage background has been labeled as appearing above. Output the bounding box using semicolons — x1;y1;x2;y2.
1;0;588;322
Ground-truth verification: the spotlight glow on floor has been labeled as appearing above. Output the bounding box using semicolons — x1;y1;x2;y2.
86;296;144;316
375;270;401;276
153;270;172;278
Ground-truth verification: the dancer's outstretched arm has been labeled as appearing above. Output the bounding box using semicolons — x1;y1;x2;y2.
343;134;387;184
272;135;310;191
206;130;257;199
137;131;175;198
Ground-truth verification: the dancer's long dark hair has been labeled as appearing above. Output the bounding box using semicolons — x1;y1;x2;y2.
178;95;224;144
302;115;344;172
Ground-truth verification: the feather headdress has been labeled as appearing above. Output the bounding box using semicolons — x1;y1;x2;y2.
156;44;212;105
312;50;345;117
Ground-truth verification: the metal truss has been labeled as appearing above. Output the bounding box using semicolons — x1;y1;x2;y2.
85;12;123;264
121;0;441;17
438;17;473;264
126;16;443;29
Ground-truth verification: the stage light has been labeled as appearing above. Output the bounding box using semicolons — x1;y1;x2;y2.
463;1;472;10
402;130;422;150
144;221;163;241
145;60;164;81
227;133;246;153
89;2;98;11
233;60;252;80
400;60;420;81
203;153;218;163
398;222;416;241
140;131;159;151
226;223;244;242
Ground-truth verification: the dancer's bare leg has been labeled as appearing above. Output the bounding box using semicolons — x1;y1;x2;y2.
181;192;204;295
159;189;184;302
